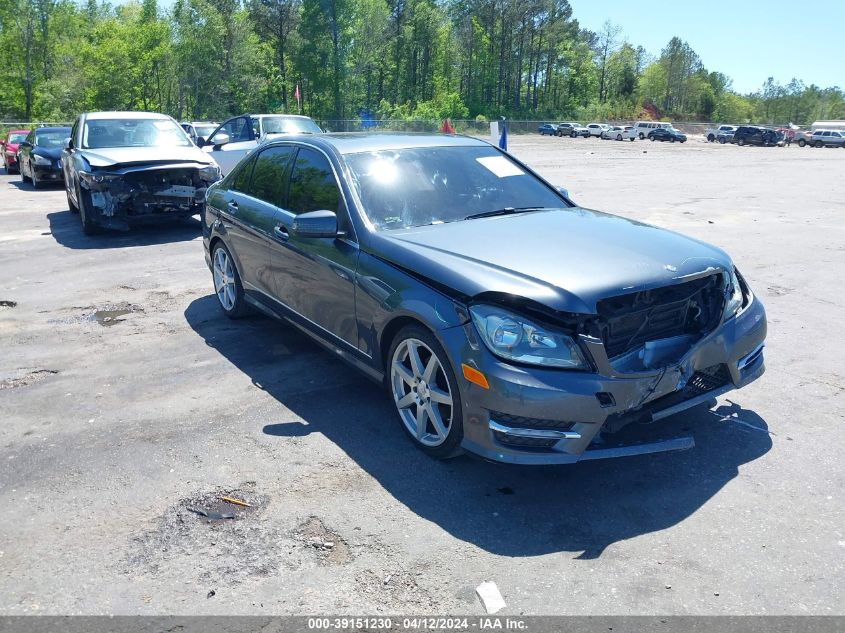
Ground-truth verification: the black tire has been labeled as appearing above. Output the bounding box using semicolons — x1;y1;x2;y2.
719;137;726;144
77;184;100;235
210;241;249;318
639;132;645;140
570;131;576;138
671;138;675;143
616;134;622;141
20;160;31;183
30;165;41;189
798;139;806;147
738;138;745;146
387;324;464;459
66;180;79;213
650;136;655;142
707;134;715;142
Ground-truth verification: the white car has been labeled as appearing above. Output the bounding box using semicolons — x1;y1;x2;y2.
201;114;322;175
586;123;611;137
601;125;634;141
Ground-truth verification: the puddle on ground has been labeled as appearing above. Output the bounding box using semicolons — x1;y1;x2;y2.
93;309;133;327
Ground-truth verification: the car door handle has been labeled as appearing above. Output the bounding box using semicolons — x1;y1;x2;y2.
227;201;238;213
274;225;289;241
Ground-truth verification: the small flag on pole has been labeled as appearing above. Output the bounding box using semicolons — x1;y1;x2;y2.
294;84;301;112
498;119;508;151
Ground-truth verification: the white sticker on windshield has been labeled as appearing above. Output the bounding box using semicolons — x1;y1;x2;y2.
476;156;525;177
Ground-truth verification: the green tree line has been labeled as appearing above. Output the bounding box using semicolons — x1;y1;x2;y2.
1;0;843;124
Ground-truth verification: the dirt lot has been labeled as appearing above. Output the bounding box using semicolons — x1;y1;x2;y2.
1;137;843;615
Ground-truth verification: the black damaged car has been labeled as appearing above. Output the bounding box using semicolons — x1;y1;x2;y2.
61;111;221;234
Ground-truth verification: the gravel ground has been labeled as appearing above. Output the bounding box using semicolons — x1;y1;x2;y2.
0;136;843;615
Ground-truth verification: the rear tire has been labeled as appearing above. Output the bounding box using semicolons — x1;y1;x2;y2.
798;139;806;147
21;160;31;183
738;138;745;146
211;242;249;319
387;325;464;460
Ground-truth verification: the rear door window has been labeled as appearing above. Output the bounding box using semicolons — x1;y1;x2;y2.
246;145;297;207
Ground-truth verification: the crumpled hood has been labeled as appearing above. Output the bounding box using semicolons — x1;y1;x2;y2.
80;146;214;169
371;208;733;314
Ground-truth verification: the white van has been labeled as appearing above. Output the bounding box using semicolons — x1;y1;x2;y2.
632;121;673;140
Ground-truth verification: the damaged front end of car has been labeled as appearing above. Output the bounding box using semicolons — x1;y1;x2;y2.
79;163;221;230
447;267;767;465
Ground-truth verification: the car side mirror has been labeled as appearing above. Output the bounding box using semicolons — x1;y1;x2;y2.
212;132;230;148
291;210;338;238
64;137;73;150
557;186;570;199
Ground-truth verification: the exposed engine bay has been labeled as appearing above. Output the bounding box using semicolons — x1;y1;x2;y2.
596;272;727;372
80;164;220;230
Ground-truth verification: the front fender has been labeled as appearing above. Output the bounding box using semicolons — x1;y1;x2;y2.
355;251;467;371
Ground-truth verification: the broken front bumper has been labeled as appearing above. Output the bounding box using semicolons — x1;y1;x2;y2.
441;294;767;465
79;163;219;230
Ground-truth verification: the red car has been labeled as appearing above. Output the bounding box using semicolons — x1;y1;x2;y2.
1;129;31;174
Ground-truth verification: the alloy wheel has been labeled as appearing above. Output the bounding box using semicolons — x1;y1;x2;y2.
390;337;454;447
213;247;237;311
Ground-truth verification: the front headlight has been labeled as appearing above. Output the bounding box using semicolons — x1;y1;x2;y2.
469;304;588;369
78;171;121;186
32;154;51;166
199;164;221;182
723;268;744;319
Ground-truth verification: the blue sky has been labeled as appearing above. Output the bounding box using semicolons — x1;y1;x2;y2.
572;0;844;94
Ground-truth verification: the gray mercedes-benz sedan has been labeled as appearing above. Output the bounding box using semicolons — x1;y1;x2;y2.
202;133;766;465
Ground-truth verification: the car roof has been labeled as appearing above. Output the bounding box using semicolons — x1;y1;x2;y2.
84;111;172;120
8;129;30;134
268;132;492;155
34;126;71;133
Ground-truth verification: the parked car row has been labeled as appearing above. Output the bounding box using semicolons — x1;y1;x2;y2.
4;108;769;466
537;121;684;142
4;111;326;234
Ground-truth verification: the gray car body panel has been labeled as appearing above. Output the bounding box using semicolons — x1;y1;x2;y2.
202;133;767;465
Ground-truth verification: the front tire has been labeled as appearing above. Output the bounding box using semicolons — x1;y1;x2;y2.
798;139;806;147
30;165;41;189
211;242;249;318
738;138;745;146
21;160;31;183
77;185;100;235
388;325;463;459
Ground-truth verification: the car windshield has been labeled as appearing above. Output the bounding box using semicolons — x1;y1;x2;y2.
82;118;191;149
35;129;70;148
345;145;565;231
195;125;216;138
8;133;28;143
262;117;322;135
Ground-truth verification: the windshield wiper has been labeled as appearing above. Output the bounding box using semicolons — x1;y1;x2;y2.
464;206;551;221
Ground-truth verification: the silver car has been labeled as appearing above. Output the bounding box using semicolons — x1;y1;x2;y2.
200;114;323;175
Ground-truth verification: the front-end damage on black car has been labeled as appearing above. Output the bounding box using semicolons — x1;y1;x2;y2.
78;162;221;231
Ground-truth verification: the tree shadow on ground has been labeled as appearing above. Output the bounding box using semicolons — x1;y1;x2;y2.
185;294;772;558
